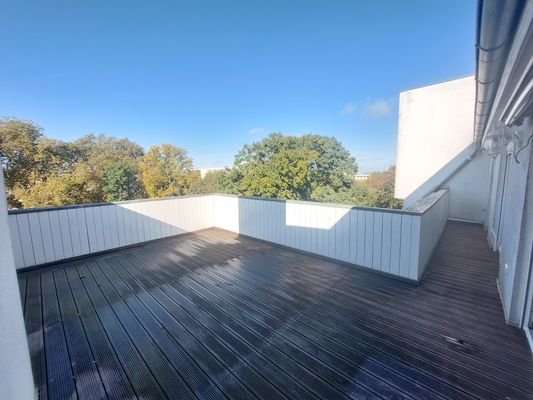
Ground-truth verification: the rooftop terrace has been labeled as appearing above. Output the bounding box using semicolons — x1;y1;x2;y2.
19;221;533;400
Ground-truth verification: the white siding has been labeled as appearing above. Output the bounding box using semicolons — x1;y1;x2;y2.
212;194;444;281
17;214;35;266
58;210;73;259
9;195;215;269
10;193;447;281
381;212;392;273
8;217;24;268
28;213;46;265
417;190;449;279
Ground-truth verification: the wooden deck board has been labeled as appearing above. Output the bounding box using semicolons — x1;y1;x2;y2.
63;266;136;400
25;273;48;400
74;263;168;399
19;221;533;399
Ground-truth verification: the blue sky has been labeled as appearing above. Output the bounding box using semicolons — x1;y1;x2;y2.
0;0;476;172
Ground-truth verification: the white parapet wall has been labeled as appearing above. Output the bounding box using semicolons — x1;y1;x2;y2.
8;195;214;270
9;191;449;282
406;189;450;278
213;191;448;281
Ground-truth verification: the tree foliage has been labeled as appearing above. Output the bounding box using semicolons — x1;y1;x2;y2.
188;170;229;194
102;162;141;201
310;183;377;206
238;147;318;199
69;134;144;203
139;144;193;197
229;133;358;200
219;134;401;208
0;118;43;192
1;119;402;210
11;174;88;208
365;166;402;209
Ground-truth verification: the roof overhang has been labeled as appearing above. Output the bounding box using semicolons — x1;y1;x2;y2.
473;0;526;145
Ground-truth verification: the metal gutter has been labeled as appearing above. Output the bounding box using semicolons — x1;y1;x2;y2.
474;0;524;144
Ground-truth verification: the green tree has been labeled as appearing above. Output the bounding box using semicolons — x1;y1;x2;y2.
102;162;140;201
238;147;318;199
301;134;358;194
69;134;144;203
311;182;377;206
188;169;230;194
140;144;193;197
227;133;358;200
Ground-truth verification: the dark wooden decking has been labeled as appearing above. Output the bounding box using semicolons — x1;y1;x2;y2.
18;221;533;400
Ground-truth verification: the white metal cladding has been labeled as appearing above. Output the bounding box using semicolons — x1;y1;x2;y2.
212;192;448;281
417;190;449;279
8;195;215;269
9;192;448;281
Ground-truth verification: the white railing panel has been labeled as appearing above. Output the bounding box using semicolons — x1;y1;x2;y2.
390;213;402;276
27;213;46;265
16;214;35;266
355;209;365;266
9;192;448;281
417;190;449;279
381;212;392;273
363;211;374;267
8;216;24;267
57;209;73;259
9;195;216;269
399;214;412;278
212;194;435;280
372;212;383;270
409;216;422;280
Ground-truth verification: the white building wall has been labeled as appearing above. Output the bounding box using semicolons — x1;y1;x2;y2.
395;76;476;200
442;151;490;223
0;170;35;399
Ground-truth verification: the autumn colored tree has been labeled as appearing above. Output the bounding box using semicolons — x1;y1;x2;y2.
1;118;146;207
11;174;89;208
1;118;402;210
69;134;144;203
365;166;403;209
0;118;84;207
140;144;193;197
0;118;43;203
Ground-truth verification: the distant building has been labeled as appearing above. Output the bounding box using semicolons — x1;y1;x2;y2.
354;173;369;181
194;167;226;178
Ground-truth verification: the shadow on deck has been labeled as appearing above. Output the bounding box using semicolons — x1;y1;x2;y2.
18;221;533;399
